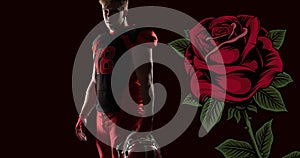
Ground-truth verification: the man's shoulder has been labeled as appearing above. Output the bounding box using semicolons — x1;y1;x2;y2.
92;32;112;51
126;27;155;36
130;27;158;48
93;32;109;44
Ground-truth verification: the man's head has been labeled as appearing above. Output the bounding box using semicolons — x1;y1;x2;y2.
99;0;129;33
99;0;128;11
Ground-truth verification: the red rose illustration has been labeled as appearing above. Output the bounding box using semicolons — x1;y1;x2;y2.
185;15;283;104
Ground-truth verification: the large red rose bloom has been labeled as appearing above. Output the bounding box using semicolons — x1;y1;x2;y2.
185;15;283;104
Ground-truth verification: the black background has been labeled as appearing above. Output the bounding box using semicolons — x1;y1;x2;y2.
6;0;299;157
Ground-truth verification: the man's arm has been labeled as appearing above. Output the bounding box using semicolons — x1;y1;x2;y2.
79;67;97;118
131;45;154;114
75;65;97;141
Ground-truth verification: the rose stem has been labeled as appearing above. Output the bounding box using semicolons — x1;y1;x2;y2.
242;110;263;158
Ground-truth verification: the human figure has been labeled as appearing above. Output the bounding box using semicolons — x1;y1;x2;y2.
75;0;159;157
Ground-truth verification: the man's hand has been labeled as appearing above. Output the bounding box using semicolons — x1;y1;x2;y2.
75;116;87;141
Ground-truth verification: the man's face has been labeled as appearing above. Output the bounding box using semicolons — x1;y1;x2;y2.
100;1;127;32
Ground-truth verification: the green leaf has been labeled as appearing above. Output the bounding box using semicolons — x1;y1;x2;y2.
184;29;190;39
282;151;300;158
168;38;190;58
200;98;224;133
247;105;258;113
182;93;202;107
255;119;274;158
271;72;293;88
253;86;287;112
268;29;287;50
216;139;256;158
234;110;241;124
227;107;236;120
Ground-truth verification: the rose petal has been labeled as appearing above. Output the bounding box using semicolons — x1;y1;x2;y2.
208;16;240;31
184;45;195;75
197;64;255;75
211;25;231;37
191;73;226;103
197;32;214;53
199;17;215;28
237;15;261;63
254;36;283;88
241;59;259;72
215;73;252;95
190;17;215;58
209;46;240;64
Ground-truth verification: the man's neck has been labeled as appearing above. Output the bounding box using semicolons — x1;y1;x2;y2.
109;19;129;34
